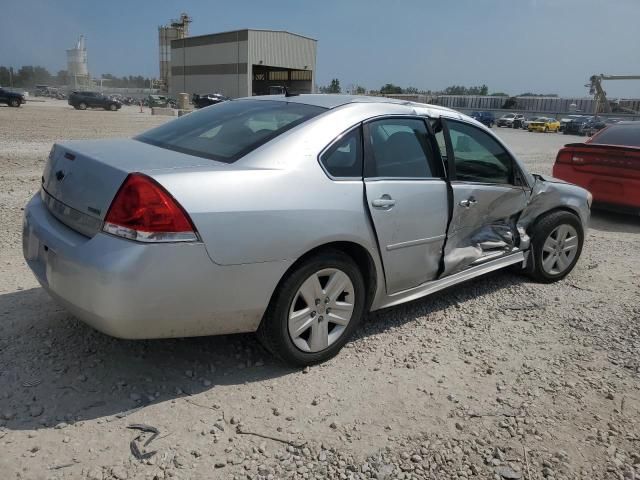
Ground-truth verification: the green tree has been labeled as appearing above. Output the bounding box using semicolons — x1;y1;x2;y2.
380;83;402;94
355;85;366;94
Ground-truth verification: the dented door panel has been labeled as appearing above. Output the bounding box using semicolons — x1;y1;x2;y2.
442;183;529;276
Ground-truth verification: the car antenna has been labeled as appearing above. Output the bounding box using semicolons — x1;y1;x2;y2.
284;86;298;97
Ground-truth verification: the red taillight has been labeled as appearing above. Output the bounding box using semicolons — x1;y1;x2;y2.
103;173;197;242
556;149;573;164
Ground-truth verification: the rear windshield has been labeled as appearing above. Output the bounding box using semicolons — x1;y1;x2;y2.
591;123;640;147
135;100;326;162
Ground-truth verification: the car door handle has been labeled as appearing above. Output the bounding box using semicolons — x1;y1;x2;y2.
459;197;477;208
372;195;396;209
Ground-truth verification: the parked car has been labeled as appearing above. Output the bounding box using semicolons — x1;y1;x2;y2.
147;95;172;108
528;117;561;133
559;114;586;132
23;95;590;366
554;121;639;214
582;117;621;137
0;87;26;107
470;111;495;127
496;113;524;128
68;91;121;111
192;93;229;109
563;116;591;135
521;116;543;130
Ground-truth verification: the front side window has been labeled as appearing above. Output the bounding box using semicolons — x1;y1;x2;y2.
365;118;436;178
446;120;513;184
136;100;326;163
320;128;362;178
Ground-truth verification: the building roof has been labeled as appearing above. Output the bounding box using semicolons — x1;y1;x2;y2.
172;29;317;48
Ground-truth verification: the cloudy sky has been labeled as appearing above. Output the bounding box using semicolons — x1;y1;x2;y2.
2;0;639;97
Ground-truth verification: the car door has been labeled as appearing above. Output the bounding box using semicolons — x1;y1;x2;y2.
434;118;529;276
364;117;449;294
0;89;7;103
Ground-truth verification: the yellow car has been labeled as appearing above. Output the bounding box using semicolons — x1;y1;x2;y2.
528;117;561;132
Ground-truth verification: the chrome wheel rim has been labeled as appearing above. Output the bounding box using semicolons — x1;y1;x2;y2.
288;268;355;353
542;224;579;275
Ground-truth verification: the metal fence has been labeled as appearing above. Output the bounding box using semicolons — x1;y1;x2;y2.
378;94;640;116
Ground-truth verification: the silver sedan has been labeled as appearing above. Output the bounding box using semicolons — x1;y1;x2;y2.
23;95;591;366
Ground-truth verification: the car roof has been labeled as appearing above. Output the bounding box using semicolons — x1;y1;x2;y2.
241;94;458;114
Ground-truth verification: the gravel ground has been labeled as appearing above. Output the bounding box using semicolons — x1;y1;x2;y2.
0;100;639;480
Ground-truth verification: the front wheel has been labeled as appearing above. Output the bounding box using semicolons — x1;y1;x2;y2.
257;250;366;366
9;98;20;107
109;103;117;111
78;102;87;110
527;211;584;283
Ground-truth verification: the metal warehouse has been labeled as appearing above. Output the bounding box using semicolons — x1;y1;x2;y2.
169;29;317;98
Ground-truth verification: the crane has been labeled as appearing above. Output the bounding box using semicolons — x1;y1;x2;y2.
587;74;640;114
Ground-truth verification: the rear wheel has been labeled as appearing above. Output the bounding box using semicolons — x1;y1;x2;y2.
527;211;584;283
78;102;87;110
8;98;20;107
257;250;366;366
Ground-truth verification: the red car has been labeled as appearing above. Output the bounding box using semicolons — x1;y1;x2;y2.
553;122;640;214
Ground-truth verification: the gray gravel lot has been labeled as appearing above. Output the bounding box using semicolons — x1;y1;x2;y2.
0;100;639;480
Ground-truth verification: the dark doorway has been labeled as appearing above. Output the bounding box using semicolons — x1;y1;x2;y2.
252;65;312;95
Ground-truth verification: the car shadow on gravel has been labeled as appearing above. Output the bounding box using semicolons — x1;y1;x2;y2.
589;209;640;234
0;288;292;432
1;271;528;431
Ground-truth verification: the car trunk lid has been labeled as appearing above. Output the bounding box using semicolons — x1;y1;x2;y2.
42;138;226;236
556;143;640;179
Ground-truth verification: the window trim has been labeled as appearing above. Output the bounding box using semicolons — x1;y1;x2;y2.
316;123;364;180
442;118;529;188
362;115;445;181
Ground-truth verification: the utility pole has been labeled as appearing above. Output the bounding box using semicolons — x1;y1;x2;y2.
9;67;13;87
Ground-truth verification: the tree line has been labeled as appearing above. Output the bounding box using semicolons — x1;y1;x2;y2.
318;79;556;97
0;65;153;89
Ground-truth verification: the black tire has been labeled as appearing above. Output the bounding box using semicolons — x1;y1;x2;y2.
109;103;117;111
78;102;87;110
527;211;584;283
257;249;366;367
9;98;20;108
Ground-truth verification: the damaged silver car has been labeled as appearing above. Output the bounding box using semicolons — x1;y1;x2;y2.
23;95;591;366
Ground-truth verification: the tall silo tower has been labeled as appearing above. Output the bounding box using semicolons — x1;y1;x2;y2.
67;35;89;89
158;13;191;93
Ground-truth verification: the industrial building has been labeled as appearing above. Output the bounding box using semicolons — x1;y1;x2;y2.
169;29;317;98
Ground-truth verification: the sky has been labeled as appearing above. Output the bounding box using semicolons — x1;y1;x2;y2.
1;0;639;97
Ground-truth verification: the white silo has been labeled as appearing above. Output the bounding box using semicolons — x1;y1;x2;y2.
67;35;89;89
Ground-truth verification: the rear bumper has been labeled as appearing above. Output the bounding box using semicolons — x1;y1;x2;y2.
22;194;289;339
552;165;640;210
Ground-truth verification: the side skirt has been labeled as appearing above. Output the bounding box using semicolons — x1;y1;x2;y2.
373;251;525;310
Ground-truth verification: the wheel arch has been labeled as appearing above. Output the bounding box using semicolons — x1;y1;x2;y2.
524;205;585;237
267;241;379;314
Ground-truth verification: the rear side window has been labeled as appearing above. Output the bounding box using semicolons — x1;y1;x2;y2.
591;124;640;147
136;100;326;163
320;128;362;178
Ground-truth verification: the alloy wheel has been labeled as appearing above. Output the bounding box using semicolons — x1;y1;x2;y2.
288;268;355;353
541;224;579;275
